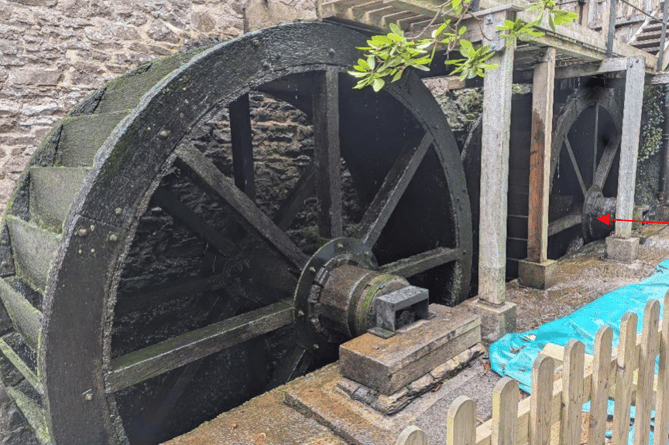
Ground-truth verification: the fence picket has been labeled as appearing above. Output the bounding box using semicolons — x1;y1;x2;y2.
492;378;519;445
395;425;428;445
633;300;660;445
530;355;553;445
612;312;639;445
561;340;585;445
448;396;476;445
589;325;613;445
656;291;669;445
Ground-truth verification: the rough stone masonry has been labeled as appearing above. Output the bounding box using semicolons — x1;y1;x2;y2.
0;0;316;213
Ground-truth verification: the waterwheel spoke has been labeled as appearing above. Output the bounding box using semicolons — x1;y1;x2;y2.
230;93;256;200
273;161;316;231
564;137;587;197
313;70;343;238
380;246;461;278
593;103;599;183
548;213;582;236
153;187;235;257
106;298;294;393
593;134;621;190
358;133;434;247
266;345;311;391
177;145;309;270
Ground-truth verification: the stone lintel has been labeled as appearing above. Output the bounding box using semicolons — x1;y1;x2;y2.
339;304;480;395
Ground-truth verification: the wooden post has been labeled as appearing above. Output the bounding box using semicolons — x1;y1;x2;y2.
588;326;613;445
530;356;553;445
478;10;515;305
615;56;644;239
655;291;669;445
561;340;584;445
612;312;638;445
633;300;660;445
395;426;428;445
605;0;618;58
448;396;476;445
492;378;518;445
527;48;556;264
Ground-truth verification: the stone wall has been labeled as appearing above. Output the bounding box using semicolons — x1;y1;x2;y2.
0;0;316;212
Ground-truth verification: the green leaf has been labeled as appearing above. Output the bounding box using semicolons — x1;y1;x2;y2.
458;26;467;36
371;35;393;45
389;23;403;37
357;58;370;70
372;78;385;92
432;21;450;38
444;58;465;65
388;32;404;43
392;70;404;82
348;71;367;77
367;56;376;70
459;39;474;57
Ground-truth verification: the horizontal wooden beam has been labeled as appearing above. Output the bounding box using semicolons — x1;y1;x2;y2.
107;298;294;393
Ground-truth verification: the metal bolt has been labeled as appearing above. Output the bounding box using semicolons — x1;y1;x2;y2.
336;243;344;249
252;39;260;47
313;344;320;350
115;208;122;215
89;225;96;232
485;14;494;25
309;266;316;272
158;130;169;139
91;248;95;253
77;228;88;237
108;234;118;243
77;249;83;255
328;48;335;57
297;310;305;317
83;390;93;401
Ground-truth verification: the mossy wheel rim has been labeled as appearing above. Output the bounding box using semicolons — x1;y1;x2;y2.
0;23;471;444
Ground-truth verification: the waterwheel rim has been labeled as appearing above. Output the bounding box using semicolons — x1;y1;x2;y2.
0;22;474;445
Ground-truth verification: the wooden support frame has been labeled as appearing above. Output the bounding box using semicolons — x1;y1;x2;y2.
478;9;515;306
615;56;645;239
526;48;556;264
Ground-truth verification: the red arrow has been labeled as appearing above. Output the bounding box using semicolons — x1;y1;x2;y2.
598;214;669;225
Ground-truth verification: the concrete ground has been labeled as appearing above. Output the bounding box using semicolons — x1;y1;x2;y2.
165;225;669;445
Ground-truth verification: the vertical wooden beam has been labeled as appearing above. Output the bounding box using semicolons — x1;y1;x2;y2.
229;93;256;201
658;0;669;72
615;56;645;239
313;70;343;238
527;48;556;264
479;10;515;305
604;0;618;58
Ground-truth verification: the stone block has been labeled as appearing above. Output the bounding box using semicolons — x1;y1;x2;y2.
605;236;639;263
462;298;516;344
518;259;557;290
339;304;480;395
657;205;669;222
243;0;317;32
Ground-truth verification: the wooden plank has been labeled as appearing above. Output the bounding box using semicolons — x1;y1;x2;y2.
588;326;613;445
229;93;255;200
530;355;553;445
380;246;462;277
358;133;433;247
176;145;309;270
615;57;645;239
107;298;293;393
655;291;669;445
478;8;514;305
561;340;584;445
527;48;555;264
612;312;638;445
0;338;41;392
553;58;629;79
313;70;342;239
0;278;42;350
449;396;477;445
633;300;660;445
395;425;428;445
492;378;519;445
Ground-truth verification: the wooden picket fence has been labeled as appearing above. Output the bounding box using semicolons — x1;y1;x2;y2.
395;290;669;445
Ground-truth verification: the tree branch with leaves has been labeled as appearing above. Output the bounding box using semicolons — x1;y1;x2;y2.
349;0;578;91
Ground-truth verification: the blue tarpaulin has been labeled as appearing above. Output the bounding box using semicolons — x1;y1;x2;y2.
489;258;669;444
